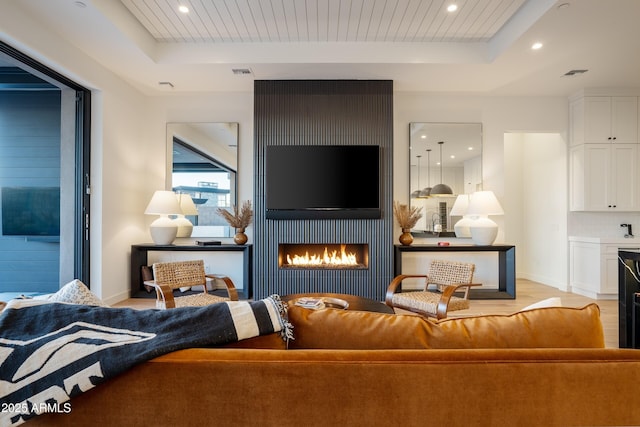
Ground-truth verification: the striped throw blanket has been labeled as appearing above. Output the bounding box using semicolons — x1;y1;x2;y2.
0;295;292;426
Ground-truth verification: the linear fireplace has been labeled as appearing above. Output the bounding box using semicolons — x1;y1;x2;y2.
253;79;394;300
278;244;369;270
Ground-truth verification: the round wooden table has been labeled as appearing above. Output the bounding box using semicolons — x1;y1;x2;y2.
282;292;395;314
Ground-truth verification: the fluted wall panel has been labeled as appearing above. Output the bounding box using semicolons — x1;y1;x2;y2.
253;80;393;301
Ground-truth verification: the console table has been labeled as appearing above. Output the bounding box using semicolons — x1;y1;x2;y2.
130;244;253;299
394;244;516;299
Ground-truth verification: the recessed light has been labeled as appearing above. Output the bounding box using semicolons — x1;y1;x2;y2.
74;1;87;8
158;81;174;89
420;135;427;139
531;42;543;50
557;3;570;10
447;4;458;12
468;147;474;151
178;5;189;14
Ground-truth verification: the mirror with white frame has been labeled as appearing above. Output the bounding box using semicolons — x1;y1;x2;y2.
409;122;482;233
166;122;238;238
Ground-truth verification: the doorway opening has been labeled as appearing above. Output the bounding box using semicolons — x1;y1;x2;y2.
0;42;90;297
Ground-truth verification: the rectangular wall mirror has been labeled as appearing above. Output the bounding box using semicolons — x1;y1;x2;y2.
409;122;482;233
166;122;238;238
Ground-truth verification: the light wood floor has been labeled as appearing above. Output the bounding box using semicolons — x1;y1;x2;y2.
114;279;619;348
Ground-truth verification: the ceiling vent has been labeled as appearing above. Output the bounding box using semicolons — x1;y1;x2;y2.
563;69;588;77
232;68;252;75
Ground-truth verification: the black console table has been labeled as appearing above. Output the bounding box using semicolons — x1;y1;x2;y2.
394;244;516;299
130;244;253;299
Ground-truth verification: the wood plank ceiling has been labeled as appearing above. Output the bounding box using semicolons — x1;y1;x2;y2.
120;0;528;44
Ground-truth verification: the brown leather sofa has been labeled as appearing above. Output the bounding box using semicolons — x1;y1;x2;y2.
30;304;640;427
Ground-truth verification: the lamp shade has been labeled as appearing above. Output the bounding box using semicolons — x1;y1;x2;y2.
144;190;182;215
466;191;504;216
145;190;181;245
177;193;198;215
449;194;469;216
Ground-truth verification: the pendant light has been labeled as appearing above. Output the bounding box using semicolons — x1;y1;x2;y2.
410;155;423;198
430;141;453;196
418;149;432;198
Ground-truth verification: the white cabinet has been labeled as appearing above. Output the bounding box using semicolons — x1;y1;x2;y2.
569;143;639;211
570;96;638;146
569;238;640;299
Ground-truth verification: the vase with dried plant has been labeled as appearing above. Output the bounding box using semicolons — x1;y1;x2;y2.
393;201;423;246
216;200;253;245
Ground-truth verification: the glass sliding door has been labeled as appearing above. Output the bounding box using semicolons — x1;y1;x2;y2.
0;42;90;295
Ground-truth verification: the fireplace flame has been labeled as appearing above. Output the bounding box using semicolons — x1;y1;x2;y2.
286;244;358;267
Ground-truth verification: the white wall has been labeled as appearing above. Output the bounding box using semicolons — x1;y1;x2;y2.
505;133;568;289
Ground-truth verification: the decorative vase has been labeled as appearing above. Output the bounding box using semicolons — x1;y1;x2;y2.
234;228;248;245
399;229;413;246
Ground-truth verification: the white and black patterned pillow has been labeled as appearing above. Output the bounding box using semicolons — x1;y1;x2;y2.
46;279;109;307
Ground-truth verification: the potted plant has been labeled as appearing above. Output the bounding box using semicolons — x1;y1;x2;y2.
393;201;423;246
216;200;253;245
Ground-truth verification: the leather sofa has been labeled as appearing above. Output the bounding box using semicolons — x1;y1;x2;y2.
30;303;640;426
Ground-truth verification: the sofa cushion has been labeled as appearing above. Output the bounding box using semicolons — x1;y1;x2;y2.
287;303;604;349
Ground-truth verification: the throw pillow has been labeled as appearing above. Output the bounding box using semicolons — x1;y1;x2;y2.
46;279;109;307
520;297;562;311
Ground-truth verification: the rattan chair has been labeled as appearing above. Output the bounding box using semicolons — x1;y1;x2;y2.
385;259;481;319
143;260;238;309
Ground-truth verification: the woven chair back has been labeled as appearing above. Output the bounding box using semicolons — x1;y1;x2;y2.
152;260;206;289
427;259;475;286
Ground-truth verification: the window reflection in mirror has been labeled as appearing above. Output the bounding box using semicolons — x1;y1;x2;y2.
409;122;482;233
167;123;238;238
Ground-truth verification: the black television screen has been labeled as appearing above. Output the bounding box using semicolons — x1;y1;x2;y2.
266;145;381;219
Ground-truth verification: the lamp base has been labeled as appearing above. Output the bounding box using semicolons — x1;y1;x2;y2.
174;215;194;238
149;216;178;245
454;216;475;238
469;217;498;246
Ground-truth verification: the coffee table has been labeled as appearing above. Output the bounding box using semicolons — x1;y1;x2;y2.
282;292;394;314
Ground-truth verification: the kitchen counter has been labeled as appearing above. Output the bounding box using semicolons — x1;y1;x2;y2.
569;236;638;245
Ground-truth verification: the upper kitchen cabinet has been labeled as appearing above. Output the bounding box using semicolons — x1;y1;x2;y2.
570;143;639;211
570;96;638;146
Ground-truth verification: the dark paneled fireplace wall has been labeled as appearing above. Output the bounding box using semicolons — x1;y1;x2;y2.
253;80;394;300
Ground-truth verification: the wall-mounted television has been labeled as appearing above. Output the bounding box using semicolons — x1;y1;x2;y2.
266;145;381;219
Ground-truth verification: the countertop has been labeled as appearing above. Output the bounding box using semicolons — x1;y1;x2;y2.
569;236;640;244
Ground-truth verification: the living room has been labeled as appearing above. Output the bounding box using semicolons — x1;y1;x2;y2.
5;0;636;306
4;1;640;425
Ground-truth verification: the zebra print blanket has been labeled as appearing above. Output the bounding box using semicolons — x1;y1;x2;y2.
0;295;291;426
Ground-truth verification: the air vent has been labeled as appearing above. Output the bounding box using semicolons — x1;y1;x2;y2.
232;68;252;75
563;69;588;77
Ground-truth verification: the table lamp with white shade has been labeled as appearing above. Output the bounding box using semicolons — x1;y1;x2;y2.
144;190;182;245
450;194;473;238
466;190;504;245
174;193;199;238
